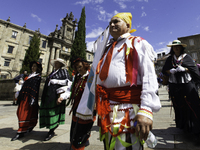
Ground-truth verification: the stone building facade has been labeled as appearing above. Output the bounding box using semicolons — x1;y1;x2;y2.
155;50;167;73
85;50;94;64
154;53;169;75
178;34;200;64
0;12;94;79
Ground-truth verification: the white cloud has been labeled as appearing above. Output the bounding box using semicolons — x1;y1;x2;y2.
96;6;118;22
137;0;148;2
141;6;144;10
170;31;172;34
115;0;132;1
31;13;41;22
143;26;149;31
167;41;173;45
75;0;104;5
131;5;135;9
197;15;200;21
118;2;127;9
155;41;173;53
158;42;165;45
114;0;133;9
113;10;119;15
155;41;172;53
86;27;104;38
155;47;170;53
136;24;141;28
86;40;95;51
141;12;147;17
98;10;107;22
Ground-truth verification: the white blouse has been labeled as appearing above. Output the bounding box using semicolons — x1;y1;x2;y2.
169;54;192;83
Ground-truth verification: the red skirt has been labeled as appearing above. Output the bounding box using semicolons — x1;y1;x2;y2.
17;96;38;133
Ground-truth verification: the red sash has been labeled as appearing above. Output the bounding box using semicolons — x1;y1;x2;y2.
96;84;142;136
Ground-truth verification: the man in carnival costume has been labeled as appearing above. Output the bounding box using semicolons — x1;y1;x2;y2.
77;12;161;150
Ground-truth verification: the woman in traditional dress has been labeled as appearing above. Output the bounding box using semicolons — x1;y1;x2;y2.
58;58;96;150
39;58;70;141
162;40;200;136
11;61;42;141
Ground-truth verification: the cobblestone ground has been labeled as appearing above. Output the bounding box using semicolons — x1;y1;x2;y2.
0;86;200;150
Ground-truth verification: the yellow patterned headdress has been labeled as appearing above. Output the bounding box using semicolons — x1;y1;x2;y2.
113;12;136;33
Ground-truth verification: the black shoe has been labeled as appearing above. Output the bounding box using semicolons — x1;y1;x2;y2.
44;132;55;141
85;140;90;147
11;133;24;141
28;127;34;133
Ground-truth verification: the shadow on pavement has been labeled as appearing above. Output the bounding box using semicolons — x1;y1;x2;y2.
0;127;71;149
0;127;52;142
152;127;200;149
160;99;170;102
0;103;16;106
0;127;16;138
20;130;54;142
161;105;172;108
91;125;99;132
19;142;70;150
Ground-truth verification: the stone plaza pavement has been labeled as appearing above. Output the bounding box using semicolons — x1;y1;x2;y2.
0;86;200;150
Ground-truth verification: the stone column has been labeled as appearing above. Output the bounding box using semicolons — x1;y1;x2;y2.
44;47;50;75
66;59;70;67
48;47;55;73
55;48;60;59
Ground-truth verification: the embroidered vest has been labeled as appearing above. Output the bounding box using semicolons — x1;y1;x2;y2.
96;36;139;86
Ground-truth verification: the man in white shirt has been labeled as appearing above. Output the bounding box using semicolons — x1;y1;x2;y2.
94;12;161;150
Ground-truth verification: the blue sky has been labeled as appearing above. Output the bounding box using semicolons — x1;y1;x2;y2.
1;0;200;54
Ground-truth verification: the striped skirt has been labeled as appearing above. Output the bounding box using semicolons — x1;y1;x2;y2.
17;96;38;133
39;98;66;129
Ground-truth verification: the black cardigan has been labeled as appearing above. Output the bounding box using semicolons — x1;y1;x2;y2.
18;75;41;105
162;54;200;84
41;68;69;104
